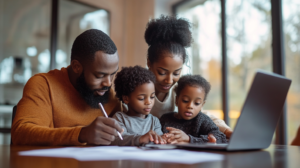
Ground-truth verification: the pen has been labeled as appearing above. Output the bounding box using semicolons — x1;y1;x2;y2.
98;103;123;140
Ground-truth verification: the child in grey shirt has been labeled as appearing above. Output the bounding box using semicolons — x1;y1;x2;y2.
111;66;166;146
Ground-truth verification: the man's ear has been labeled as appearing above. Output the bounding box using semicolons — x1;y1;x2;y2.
122;95;129;104
71;60;83;75
147;59;152;70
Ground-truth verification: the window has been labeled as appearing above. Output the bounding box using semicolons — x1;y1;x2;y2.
175;0;223;119
174;0;293;144
227;0;272;128
0;0;51;105
56;0;110;69
0;0;109;145
283;0;300;144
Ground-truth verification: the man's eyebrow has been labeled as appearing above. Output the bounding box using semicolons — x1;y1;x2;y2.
158;67;182;71
112;67;119;74
96;67;119;75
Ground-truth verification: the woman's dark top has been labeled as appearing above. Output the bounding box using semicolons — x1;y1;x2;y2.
160;112;227;144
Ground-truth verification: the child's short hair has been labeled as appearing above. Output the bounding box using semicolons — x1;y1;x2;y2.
176;74;211;100
114;65;156;102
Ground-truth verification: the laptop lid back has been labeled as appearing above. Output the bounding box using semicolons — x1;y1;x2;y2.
227;71;291;151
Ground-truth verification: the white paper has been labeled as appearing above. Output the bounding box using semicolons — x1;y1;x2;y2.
19;146;224;164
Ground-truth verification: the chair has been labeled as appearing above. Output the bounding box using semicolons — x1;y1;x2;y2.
11;106;17;125
291;125;300;146
10;106;17;145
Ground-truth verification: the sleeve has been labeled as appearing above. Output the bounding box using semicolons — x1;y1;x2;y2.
153;116;163;136
188;134;209;144
202;111;232;133
107;89;126;117
110;113;142;146
190;114;227;144
159;114;168;134
11;75;85;146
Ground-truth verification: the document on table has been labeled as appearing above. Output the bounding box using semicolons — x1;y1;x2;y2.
19;146;224;164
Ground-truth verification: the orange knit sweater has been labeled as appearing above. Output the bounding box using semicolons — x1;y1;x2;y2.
11;67;123;146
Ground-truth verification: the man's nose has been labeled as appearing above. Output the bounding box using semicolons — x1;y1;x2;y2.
102;75;112;87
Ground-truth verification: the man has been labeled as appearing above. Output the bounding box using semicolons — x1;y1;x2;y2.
11;29;124;145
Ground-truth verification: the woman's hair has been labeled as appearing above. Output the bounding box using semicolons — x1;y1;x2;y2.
145;15;192;64
176;75;211;100
114;65;156;102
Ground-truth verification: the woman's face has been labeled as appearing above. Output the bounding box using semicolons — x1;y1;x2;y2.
148;53;183;94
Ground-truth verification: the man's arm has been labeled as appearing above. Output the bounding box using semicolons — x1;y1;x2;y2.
11;75;123;146
11;75;85;145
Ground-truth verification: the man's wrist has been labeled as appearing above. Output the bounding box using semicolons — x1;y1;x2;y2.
78;127;87;143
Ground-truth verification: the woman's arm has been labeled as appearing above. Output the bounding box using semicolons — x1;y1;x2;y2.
202;111;233;138
199;114;228;143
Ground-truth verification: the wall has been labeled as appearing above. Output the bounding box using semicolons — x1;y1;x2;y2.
154;0;182;18
76;0;155;67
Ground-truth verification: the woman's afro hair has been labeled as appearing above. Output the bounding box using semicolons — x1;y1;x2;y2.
176;74;211;100
114;65;156;102
144;15;192;47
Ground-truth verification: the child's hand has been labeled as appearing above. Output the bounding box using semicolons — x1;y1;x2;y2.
165;127;190;144
208;134;217;143
224;128;233;139
139;130;166;144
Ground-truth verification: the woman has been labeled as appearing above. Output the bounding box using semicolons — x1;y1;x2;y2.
144;15;233;138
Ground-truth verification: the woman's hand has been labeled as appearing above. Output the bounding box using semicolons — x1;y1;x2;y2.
139;130;166;144
165;127;190;144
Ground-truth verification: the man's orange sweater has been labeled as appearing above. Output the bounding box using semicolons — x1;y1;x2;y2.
11;67;123;146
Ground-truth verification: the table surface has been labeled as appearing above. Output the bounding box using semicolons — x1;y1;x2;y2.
1;145;300;168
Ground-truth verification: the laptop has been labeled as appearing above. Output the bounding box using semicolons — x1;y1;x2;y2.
146;70;291;151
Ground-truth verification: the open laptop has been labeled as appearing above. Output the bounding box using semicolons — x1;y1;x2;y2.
146;70;291;151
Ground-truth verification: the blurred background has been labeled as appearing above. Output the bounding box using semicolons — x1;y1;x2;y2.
0;0;299;146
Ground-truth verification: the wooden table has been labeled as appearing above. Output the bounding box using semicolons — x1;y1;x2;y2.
1;145;300;168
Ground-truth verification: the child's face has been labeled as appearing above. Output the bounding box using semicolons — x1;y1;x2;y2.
176;85;206;120
123;82;155;118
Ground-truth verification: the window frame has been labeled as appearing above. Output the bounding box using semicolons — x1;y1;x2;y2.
173;0;287;145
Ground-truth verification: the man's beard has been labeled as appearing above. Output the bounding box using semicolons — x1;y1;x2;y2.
75;72;110;109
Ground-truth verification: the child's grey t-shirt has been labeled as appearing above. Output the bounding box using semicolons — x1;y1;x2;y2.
111;112;163;146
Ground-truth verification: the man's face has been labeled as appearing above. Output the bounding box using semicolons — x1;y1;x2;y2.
75;51;119;108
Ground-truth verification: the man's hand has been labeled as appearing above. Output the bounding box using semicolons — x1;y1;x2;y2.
78;116;123;145
139;130;166;144
165;127;190;144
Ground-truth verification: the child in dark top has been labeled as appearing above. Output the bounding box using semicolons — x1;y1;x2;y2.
111;65;166;146
160;75;227;144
